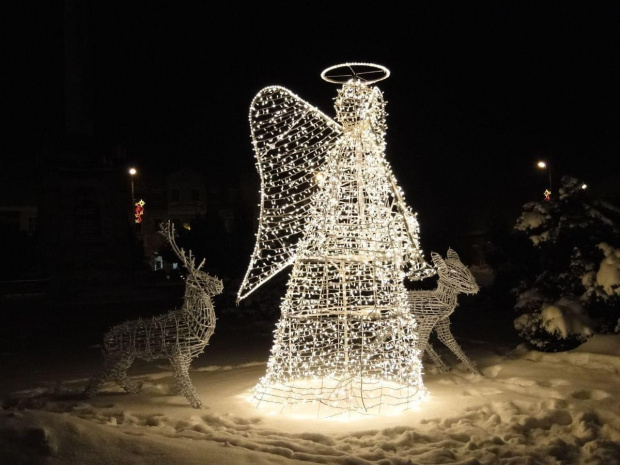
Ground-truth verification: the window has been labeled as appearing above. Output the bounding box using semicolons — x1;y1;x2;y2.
170;189;180;201
191;188;201;201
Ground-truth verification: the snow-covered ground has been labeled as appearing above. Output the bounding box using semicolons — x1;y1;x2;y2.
1;302;620;465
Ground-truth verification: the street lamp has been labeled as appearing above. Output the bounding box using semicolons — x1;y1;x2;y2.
536;160;552;198
129;167;137;205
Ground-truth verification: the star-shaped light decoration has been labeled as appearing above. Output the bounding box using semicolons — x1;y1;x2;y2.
135;199;145;223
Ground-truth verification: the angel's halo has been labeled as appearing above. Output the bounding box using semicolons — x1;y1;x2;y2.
321;63;390;85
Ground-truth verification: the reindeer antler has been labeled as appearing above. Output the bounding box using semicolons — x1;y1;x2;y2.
159;221;176;244
160;221;190;268
446;248;460;260
159;221;206;272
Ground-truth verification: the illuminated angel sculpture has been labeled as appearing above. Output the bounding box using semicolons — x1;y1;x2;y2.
238;63;435;416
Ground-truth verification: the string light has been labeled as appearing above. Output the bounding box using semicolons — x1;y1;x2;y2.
238;63;435;417
134;199;145;223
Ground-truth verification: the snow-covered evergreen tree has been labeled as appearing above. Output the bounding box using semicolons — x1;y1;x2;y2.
512;175;620;351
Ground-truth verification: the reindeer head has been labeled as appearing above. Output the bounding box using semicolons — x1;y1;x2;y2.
431;249;479;295
159;222;223;296
189;269;224;296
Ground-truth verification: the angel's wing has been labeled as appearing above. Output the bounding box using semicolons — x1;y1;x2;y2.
237;86;342;301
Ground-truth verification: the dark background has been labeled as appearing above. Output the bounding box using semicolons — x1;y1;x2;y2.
0;1;618;362
4;1;619;258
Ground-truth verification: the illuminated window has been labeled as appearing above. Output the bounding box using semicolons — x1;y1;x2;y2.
153;254;163;270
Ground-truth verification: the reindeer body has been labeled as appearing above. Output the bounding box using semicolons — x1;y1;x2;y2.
84;223;223;408
408;249;481;374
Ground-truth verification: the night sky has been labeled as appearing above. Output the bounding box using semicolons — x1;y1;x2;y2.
5;2;619;250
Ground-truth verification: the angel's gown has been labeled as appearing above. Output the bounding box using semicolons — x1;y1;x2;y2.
249;80;434;415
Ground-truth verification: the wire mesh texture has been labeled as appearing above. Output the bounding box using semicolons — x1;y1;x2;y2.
407;249;481;375
239;63;437;417
84;222;223;408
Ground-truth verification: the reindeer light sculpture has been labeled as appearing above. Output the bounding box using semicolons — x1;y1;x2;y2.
83;222;223;408
408;249;481;375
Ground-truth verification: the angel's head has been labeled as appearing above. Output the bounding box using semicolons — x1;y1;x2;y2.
334;81;384;129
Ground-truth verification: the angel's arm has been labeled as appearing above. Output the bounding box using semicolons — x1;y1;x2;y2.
383;159;436;281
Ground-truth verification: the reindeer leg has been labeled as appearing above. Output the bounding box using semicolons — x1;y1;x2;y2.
113;354;143;394
84;352;140;397
435;319;481;375
83;354;111;399
425;342;450;373
171;354;203;409
414;315;446;370
83;375;105;399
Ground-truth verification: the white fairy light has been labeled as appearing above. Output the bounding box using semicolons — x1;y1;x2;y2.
84;221;223;408
407;249;481;374
238;63;435;417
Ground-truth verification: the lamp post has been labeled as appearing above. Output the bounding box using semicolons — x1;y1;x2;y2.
537;160;552;198
129;167;137;205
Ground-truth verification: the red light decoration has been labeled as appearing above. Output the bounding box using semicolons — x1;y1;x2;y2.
134;199;145;223
544;189;551;201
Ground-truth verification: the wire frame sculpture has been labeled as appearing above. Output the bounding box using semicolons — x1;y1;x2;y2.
83;221;223;408
407;249;481;375
238;63;436;417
